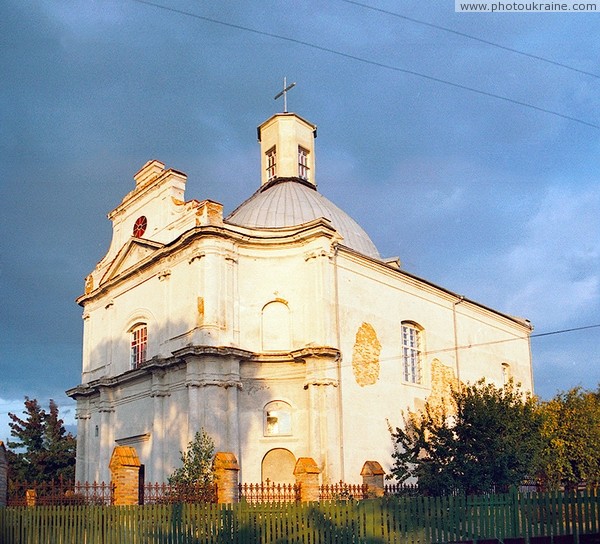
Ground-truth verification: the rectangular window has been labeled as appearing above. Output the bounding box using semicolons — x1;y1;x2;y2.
402;324;421;384
298;146;309;179
131;325;147;369
266;147;277;181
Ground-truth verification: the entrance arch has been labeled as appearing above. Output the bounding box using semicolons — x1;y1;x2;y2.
261;448;296;483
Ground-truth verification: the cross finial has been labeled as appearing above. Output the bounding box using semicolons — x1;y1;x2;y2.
274;77;296;113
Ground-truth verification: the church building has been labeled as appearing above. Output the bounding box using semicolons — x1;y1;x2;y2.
67;110;534;485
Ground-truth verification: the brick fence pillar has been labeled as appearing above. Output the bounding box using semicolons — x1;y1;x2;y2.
360;460;385;497
294;457;321;502
25;489;37;506
213;452;239;504
109;446;141;505
0;441;7;507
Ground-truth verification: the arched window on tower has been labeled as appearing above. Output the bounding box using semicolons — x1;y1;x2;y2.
298;146;310;180
266;146;277;181
401;321;423;384
130;323;147;369
261;300;291;351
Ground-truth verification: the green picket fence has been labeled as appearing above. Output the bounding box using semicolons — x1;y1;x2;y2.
1;489;598;544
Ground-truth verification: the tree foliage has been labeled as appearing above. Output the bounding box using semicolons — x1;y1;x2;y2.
537;386;600;490
169;429;216;500
7;397;76;483
390;379;544;495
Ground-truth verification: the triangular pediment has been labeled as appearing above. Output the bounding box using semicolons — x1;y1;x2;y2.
101;238;164;284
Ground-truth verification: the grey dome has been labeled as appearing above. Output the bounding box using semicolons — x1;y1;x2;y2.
226;179;380;259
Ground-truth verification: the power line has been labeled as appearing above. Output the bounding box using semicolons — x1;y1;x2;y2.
129;0;599;130
340;0;600;80
531;322;600;339
424;323;600;357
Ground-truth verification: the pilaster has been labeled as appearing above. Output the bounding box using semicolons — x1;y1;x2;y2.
294;347;341;483
179;347;247;454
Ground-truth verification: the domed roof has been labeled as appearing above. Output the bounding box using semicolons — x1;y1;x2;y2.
226;179;380;259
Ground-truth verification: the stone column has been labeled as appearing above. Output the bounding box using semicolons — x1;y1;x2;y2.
361;461;385;498
0;442;7;507
109;446;141;505
294;457;321;502
213;452;240;504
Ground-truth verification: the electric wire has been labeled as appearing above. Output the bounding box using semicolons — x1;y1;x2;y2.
129;0;600;129
152;322;600;382
423;322;600;356
340;0;600;80
324;321;596;377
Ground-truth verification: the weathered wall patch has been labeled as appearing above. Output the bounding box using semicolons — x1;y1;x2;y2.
352;322;382;387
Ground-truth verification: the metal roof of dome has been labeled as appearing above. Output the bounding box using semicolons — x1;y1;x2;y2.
226;178;380;259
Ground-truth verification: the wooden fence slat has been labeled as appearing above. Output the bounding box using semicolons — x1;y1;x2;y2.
3;489;600;543
590;488;600;533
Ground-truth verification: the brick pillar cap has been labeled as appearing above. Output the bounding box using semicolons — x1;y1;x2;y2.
360;460;385;476
293;457;321;475
213;452;239;470
109;445;141;469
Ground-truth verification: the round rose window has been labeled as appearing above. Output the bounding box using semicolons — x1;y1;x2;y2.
133;216;147;238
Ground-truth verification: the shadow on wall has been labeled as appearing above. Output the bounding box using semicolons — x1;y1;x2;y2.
71;314;306;485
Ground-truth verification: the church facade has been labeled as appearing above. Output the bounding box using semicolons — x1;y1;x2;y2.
67;111;534;485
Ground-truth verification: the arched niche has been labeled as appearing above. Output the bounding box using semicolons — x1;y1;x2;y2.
261;448;296;484
261;300;291;351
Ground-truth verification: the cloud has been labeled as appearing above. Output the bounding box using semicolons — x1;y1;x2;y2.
501;184;600;328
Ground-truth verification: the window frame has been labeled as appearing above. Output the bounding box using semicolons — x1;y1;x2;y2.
266;146;277;181
130;323;148;369
297;146;309;180
263;400;293;437
401;322;422;384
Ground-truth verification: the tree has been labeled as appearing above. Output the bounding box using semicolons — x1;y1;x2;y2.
43;400;77;481
168;429;216;502
390;379;544;495
537;386;600;490
7;397;76;483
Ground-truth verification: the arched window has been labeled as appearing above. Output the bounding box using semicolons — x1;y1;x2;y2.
261;300;291;351
130;323;147;369
266;146;277;181
401;322;422;384
298;146;310;180
264;401;292;436
501;362;511;385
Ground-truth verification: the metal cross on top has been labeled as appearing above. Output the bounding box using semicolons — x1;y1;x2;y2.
274;77;296;113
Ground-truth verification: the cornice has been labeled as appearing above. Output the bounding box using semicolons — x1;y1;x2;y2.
290;346;341;362
107;168;187;220
303;377;339;388
78;219;340;306
66;344;341;398
172;345;254;360
336;247;533;333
